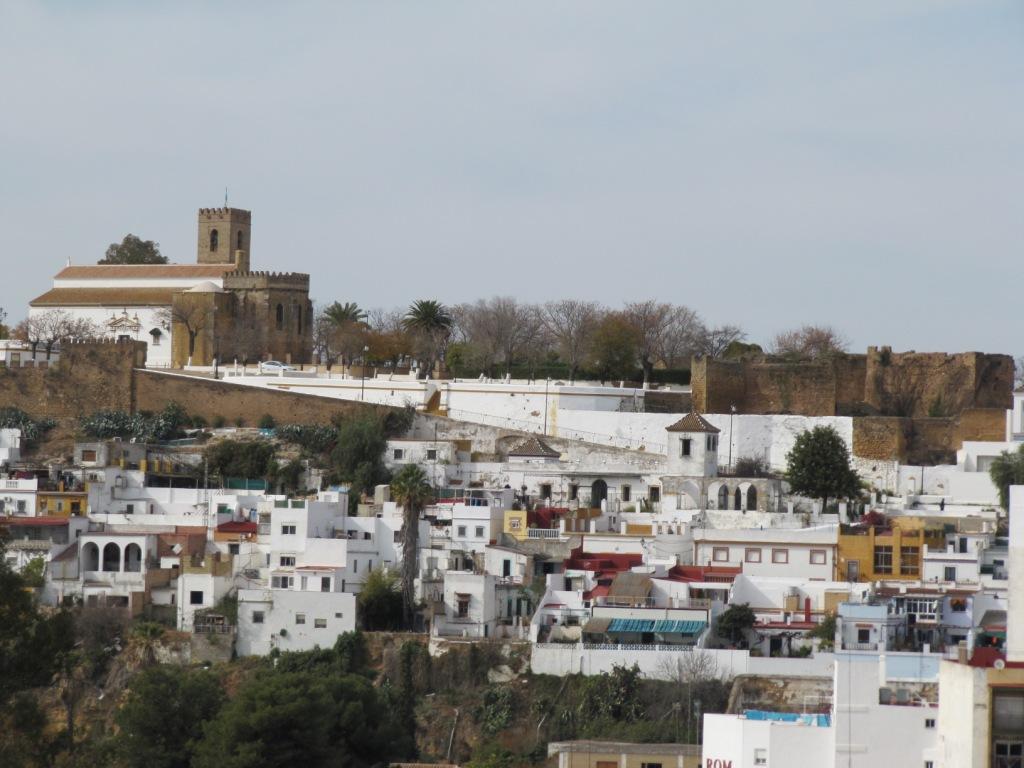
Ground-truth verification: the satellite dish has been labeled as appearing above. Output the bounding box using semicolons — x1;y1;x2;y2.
994;659;1006;670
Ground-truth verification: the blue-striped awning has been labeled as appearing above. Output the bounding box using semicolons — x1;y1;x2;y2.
606;618;706;635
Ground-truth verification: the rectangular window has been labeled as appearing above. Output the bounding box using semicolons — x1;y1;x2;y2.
681;439;691;457
744;548;761;563
712;547;730;563
873;545;893;575
944;566;957;582
810;549;827;565
314;618;327;629
271;575;292;589
621;485;631;502
321;576;330;592
189;590;204;605
457;597;470;617
295;613;306;625
475;526;484;538
393;449;404;460
772;549;789;564
900;546;920;576
229;543;240;555
281;524;296;535
457;526;467;537
925;719;935;728
641;763;663;768
427;449;437;461
252;611;265;624
857;628;870;644
394;530;401;542
279;555;296;567
649;486;660;503
125;504;134;514
754;750;767;766
81;449;97;462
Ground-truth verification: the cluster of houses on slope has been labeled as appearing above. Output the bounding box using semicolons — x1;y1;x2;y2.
0;400;1016;667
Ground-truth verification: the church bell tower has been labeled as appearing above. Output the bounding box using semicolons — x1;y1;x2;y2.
197;207;251;272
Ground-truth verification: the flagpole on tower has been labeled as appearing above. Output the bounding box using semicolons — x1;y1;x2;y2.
224;187;229;208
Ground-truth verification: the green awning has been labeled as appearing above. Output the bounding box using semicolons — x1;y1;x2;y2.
606;618;707;635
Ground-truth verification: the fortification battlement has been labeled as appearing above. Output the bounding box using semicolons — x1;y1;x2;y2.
224;271;310;289
198;207;252;220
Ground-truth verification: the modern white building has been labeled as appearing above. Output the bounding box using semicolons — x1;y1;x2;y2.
692;526;839;580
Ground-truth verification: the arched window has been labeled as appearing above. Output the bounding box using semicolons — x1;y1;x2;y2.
124;543;143;572
734;488;743;511
718;485;729;510
209;229;219;252
236;230;244;250
747;486;757;511
83;542;100;571
275;304;283;330
149;328;162;347
102;542;121;572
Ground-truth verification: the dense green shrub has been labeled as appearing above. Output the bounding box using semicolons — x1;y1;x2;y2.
0;408;56;442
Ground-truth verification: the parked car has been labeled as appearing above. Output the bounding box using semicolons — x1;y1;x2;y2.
261;361;295;372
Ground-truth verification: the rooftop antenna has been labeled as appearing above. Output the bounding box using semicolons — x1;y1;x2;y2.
224;186;229;208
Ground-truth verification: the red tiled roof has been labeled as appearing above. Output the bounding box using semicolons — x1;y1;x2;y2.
665;412;720;433
217;521;257;534
0;516;70;527
55;264;234;279
30;287;179;307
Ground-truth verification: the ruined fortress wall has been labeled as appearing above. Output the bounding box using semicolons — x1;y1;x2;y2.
695;349;1013;420
690;358;746;414
864;348;1013;418
0;341;144;420
135;370;382;425
740;361;837;416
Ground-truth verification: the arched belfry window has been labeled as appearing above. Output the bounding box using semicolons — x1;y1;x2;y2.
276;304;284;330
210;229;219;252
237;230;244;250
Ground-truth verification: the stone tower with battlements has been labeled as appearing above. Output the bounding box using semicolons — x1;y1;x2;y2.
197;207;251;272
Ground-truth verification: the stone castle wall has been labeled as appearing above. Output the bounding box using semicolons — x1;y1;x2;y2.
0;341;145;420
692;348;1013;420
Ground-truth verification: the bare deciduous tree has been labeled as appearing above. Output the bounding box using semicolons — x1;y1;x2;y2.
541;300;603;382
159;302;213;362
696;324;747;358
771;324;848;360
623;301;704;383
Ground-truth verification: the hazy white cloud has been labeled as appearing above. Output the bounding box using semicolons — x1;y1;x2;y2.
1;1;1021;352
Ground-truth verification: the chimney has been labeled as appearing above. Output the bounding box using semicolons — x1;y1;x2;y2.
1008;485;1024;663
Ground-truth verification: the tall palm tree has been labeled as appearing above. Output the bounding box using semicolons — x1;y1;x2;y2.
403;299;453;379
324;301;367;327
390;464;432;629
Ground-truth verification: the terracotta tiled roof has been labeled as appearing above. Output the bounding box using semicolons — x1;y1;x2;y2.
507;436;561;458
30;287;179;307
217;520;257;534
665;412;720;433
55;264;234;279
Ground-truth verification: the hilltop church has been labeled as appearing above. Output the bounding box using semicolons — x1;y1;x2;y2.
29;207;313;367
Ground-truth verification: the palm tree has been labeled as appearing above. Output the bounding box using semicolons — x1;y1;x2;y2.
989;444;1024;509
324;301;367;327
403;299;453;379
390;464;432;628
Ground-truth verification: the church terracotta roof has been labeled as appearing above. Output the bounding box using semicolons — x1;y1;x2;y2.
30;287;179;307
54;264;234;279
665;412;720;433
507;436;561;458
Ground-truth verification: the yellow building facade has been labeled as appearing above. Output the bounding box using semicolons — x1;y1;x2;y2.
837;519;945;582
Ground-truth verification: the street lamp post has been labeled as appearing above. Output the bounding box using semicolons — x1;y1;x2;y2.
728;404;736;473
360;345;369;401
543;377;550;436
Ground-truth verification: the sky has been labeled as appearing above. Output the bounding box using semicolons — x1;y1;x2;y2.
1;1;1022;354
